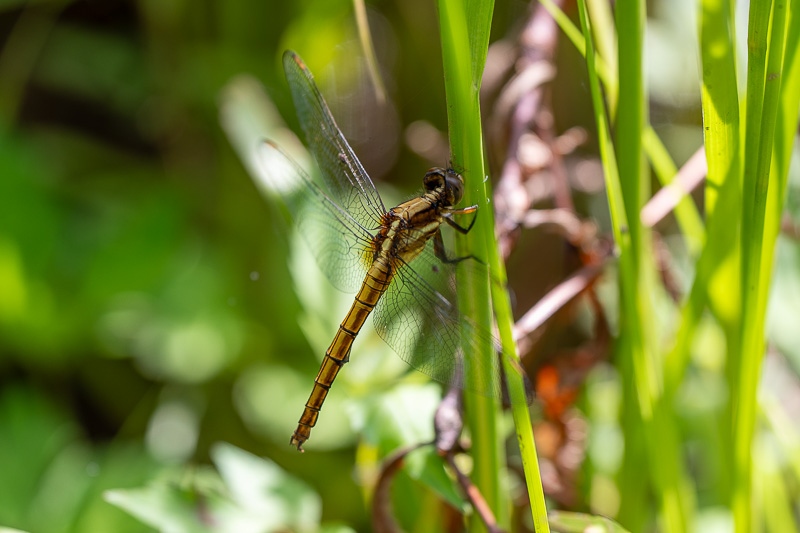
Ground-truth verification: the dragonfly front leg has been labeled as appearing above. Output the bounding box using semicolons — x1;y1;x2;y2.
433;229;478;265
442;204;478;234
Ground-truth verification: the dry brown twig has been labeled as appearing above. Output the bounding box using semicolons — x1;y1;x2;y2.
640;146;707;228
513;262;607;355
434;388;507;533
372;387;507;533
490;0;572;259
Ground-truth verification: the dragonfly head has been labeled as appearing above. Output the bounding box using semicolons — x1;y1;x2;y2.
423;167;465;206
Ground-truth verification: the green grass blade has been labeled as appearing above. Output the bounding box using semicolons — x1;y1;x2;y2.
675;0;742;389
575;2;626;240
758;407;800;533
586;0;618;116
772;0;800;202
642;128;705;256
615;0;645;251
614;2;691;530
665;0;742;444
734;0;788;530
0;4;64;128
576;1;695;530
760;0;800;292
352;0;387;104
437;0;506;529
571;18;637;525
538;0;587;58
762;394;800;493
437;0;548;530
538;0;613;86
539;0;703;250
464;0;494;86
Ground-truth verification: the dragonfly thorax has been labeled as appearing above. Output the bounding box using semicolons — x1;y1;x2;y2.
423;167;464;207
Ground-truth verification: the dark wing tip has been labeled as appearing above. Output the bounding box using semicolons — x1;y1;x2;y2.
283;49;310;75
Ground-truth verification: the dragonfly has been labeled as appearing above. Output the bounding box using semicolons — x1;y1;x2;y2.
260;51;518;452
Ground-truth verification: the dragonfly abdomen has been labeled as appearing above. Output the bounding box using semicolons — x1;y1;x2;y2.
290;261;394;451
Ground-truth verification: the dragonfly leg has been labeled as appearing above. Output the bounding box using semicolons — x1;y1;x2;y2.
449;203;478;215
443;204;478;234
433;229;479;264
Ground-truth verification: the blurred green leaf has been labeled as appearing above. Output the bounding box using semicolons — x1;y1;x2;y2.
354;384;465;517
767;237;800;366
403;446;465;511
95;248;245;383
235;363;356;451
279;0;354;72
318;525;356;533
212;443;320;530
72;445;164;533
105;480;221;533
0;0;68;11
34;23;146;115
549;511;631;533
0;386;77;527
0;135;59;317
106;443;322;533
357;383;441;450
25;442;95;533
0;386;163;533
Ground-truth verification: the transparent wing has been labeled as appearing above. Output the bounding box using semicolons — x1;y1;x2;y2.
283;50;386;232
257;141;375;292
372;239;524;402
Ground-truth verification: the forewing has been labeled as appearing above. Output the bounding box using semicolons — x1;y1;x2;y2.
257;141;374;292
372;242;513;401
283;51;386;231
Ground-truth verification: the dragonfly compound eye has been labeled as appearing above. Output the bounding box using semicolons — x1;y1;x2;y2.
444;169;464;205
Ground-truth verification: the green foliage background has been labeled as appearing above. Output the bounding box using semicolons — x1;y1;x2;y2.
1;0;799;532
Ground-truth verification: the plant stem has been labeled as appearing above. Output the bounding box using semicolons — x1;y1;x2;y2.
734;1;786;530
437;0;505;528
437;0;548;530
